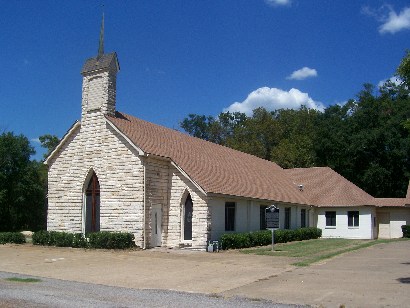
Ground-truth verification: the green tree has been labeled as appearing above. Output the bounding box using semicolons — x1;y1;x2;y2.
0;132;46;231
271;107;319;168
39;134;60;159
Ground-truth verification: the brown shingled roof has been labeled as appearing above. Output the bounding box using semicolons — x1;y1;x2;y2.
81;52;119;74
106;112;307;204
284;167;375;207
372;198;409;207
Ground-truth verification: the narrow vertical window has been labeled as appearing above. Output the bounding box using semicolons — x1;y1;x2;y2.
184;194;193;241
348;211;359;227
225;202;236;231
284;207;291;229
85;172;100;233
260;205;267;230
301;209;306;228
325;211;336;227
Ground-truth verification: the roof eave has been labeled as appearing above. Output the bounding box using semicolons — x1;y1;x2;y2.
106;118;145;156
44;121;81;166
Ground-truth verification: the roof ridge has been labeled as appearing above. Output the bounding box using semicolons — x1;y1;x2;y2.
110;111;284;168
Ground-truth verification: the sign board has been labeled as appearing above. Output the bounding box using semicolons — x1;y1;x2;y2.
266;208;280;229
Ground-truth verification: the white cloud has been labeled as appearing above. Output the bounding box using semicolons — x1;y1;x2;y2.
223;87;324;116
30;138;41;144
378;76;402;88
265;0;291;7
286;67;318;80
362;5;410;34
380;7;410;34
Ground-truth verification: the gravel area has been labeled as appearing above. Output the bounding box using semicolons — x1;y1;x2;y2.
0;272;306;308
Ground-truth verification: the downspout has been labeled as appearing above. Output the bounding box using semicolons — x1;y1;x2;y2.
143;157;147;249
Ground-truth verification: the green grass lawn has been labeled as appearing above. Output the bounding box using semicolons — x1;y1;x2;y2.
5;277;42;283
240;238;408;266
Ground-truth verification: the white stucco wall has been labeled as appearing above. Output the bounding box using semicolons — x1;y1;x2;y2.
316;207;375;239
377;208;410;239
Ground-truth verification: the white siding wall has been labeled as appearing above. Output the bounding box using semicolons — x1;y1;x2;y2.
316;207;375;239
209;199;311;240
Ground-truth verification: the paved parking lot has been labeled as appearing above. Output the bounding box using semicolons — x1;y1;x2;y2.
1;240;409;307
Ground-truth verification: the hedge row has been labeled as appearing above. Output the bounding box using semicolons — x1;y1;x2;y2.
0;232;26;244
32;231;135;249
402;225;410;238
220;227;322;250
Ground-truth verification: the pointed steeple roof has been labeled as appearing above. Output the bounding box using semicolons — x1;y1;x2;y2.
97;13;104;59
81;13;120;75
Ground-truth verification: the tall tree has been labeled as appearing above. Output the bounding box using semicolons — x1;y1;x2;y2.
0;132;46;231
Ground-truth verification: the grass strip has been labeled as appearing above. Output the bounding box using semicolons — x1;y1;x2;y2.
240;238;408;267
5;277;42;283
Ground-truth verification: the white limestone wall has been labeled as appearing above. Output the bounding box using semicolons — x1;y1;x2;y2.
167;167;209;250
47;113;145;246
81;69;117;118
316;207;375;239
144;157;170;247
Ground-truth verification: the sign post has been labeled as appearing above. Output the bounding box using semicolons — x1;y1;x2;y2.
265;205;279;251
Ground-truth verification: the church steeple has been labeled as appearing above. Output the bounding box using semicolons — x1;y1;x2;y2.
97;13;104;59
80;14;120;118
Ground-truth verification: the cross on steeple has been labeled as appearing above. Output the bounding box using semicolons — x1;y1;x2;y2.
97;12;104;59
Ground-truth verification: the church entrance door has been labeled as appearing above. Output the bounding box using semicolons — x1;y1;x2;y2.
151;204;162;247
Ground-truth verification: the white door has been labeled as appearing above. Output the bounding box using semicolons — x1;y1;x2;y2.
151;205;162;247
378;212;390;239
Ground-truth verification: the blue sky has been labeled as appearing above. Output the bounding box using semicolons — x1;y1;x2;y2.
0;0;409;160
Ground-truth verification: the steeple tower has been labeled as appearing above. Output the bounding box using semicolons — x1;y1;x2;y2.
81;13;120;118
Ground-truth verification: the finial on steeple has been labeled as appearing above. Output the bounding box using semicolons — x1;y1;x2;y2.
97;11;104;59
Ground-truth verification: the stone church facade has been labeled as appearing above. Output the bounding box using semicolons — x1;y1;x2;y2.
45;51;210;249
45;34;410;250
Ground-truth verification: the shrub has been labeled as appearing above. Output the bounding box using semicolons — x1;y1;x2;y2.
0;232;26;244
33;231;135;249
402;225;410;238
249;230;272;246
32;230;50;245
220;227;322;250
72;233;88;248
88;232;135;249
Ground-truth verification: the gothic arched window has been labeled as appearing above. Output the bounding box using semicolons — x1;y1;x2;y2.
85;172;100;233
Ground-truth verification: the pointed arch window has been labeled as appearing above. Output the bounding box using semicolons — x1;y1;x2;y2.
85;172;100;233
183;194;193;241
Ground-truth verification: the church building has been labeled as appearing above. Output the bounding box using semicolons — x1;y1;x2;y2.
45;22;410;250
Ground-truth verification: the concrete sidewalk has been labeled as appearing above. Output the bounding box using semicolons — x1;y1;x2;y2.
223;240;410;307
0;245;295;294
1;241;409;307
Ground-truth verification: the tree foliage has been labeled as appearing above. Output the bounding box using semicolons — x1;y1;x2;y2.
181;52;410;197
0;132;46;231
39;134;60;159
